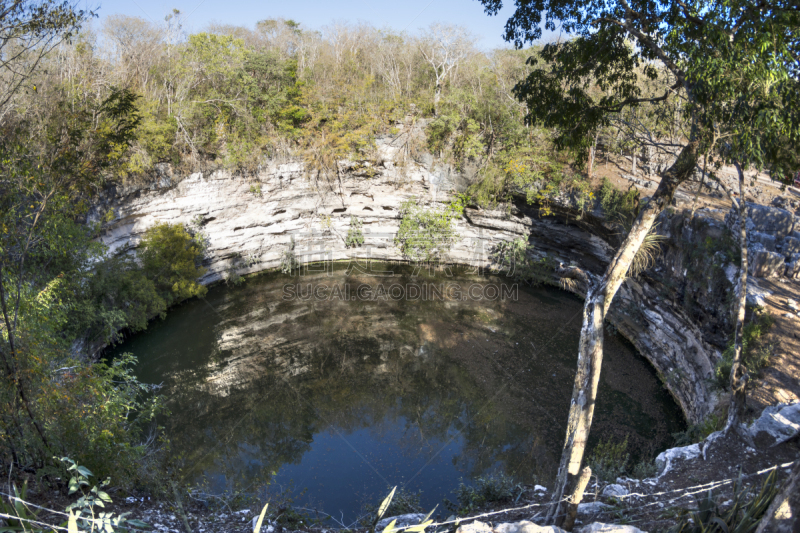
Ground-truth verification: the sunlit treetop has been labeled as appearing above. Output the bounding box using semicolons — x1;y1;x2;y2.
477;0;800;177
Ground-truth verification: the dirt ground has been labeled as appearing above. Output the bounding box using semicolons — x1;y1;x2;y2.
597;153;800;415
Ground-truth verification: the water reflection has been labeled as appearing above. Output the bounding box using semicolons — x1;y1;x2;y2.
117;265;684;519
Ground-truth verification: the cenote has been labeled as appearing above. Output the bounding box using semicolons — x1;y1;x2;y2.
112;263;685;521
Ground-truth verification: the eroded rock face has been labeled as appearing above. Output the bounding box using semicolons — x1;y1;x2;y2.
725;202;800;278
94;156;725;423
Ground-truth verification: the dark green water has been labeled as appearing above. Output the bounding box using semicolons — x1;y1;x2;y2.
112;264;684;520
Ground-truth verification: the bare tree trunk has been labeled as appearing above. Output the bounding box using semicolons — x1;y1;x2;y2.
588;132;598;179
547;139;699;526
726;162;749;430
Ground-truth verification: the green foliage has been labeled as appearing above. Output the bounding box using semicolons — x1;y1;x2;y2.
599;179;639;227
0;82;165;488
139;222;208;306
74;254;167;345
466;146;569;211
673;412;726;446
249;184;263;197
445;473;523;514
630;458;659;480
492;237;554;285
668;468;779;533
61;457;150;532
714;309;775;390
345;216;365;248
394;198;463;263
588;437;630;483
41;354;165;487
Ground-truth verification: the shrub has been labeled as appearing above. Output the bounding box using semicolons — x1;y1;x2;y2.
599;178;639;226
346;216;365;248
492;237;554;285
281;236;299;274
395;198;463;263
446;473;523;513
673;411;726;446
40;354;165;488
588;437;630;483
139;222;208;305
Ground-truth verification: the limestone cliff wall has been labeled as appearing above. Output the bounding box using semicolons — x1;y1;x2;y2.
94;155;724;424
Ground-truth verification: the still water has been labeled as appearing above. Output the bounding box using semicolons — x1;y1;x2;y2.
113;264;684;520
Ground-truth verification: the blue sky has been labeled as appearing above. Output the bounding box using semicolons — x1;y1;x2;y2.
85;0;552;50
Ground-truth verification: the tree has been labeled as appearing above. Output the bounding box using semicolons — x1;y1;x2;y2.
0;86;141;467
418;23;475;114
0;0;90;116
477;0;799;526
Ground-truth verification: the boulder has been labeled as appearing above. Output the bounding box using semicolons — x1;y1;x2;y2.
780;236;800;256
655;443;701;476
601;484;629;498
377;514;427;531
751;232;777;252
785;254;800;279
577;523;647;533
750;250;785;278
457;521;566;533
749;402;800;446
747;204;794;241
578;502;612;515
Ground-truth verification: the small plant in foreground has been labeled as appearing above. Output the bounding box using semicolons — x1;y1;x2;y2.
668;468;779;533
62;457;150;532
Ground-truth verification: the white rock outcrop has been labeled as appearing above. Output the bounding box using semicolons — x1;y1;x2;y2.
94;151;719;423
748;401;800;445
577;523;647;533
655;443;701;477
457;520;566;533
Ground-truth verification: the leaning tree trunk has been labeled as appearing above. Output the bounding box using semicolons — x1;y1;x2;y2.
547;140;699;528
726;162;750;430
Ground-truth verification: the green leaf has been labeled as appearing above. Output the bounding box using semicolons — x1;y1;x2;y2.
68;511;79;533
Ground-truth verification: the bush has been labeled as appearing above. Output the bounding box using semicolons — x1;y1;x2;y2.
346;216;365;248
588;437;630;483
395;198;463;263
139;222;208;305
40;354;165;488
446;473;522;513
492;237;554;285
599;178;639;226
673;411;726;446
